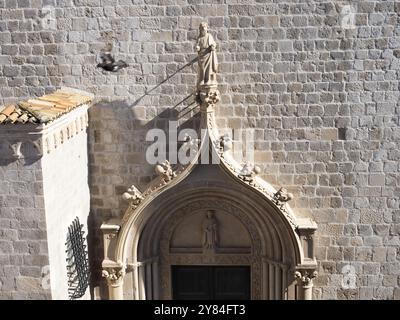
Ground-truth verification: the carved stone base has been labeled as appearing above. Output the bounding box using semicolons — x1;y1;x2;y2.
197;86;220;113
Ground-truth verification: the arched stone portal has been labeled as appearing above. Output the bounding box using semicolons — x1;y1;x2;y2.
100;24;318;300
142;188;291;299
101;165;317;300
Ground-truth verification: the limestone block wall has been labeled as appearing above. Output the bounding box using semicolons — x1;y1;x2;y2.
0;106;91;300
0;1;399;299
0;128;50;299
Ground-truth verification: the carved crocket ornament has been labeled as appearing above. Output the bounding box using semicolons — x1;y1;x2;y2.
122;184;143;207
155;160;176;182
273;187;293;209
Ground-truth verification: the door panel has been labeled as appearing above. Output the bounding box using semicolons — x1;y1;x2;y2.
172;266;211;300
214;266;250;300
172;266;250;300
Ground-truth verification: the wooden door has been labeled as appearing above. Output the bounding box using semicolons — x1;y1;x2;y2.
172;266;250;300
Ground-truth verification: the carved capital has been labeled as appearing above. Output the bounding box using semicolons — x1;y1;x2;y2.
294;269;318;287
102;264;125;287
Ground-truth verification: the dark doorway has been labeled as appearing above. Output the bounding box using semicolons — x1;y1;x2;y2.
172;266;250;300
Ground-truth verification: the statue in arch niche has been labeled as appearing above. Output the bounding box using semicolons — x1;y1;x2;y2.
202;210;218;253
196;22;218;92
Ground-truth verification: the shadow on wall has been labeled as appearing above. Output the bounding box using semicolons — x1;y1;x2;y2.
86;78;202;298
0;141;42;166
129;55;199;108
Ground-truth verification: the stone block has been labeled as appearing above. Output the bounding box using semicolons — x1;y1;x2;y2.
360;209;383;224
15;276;41;291
394;288;400;300
369;174;385;186
374;287;394;300
0;241;13;254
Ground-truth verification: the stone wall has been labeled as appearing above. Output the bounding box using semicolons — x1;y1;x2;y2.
0;130;51;299
0;106;91;300
0;1;399;299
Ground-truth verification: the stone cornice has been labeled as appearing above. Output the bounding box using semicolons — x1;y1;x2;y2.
0;104;90;160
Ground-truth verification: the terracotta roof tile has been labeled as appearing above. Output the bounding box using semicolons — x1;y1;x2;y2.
0;89;93;125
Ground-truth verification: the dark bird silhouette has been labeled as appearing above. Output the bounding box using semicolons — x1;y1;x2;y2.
97;45;127;72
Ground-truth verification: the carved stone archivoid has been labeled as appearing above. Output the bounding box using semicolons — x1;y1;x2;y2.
100;23;318;300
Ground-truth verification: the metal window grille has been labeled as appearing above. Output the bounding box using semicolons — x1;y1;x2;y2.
66;217;90;299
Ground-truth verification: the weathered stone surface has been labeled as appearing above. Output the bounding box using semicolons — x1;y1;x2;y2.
0;0;399;300
0;158;50;299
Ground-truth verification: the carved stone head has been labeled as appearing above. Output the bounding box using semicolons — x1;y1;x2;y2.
199;22;208;36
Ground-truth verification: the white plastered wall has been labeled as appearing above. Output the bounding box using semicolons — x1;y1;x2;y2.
41;105;91;300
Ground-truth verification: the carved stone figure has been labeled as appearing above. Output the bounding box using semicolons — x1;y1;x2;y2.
196;22;218;92
202;210;218;253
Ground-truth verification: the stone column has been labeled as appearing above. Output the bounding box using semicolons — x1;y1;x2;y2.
152;261;160;299
102;264;125;300
294;269;318;300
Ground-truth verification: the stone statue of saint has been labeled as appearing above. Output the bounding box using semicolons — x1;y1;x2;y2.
202;210;218;252
196;22;218;91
